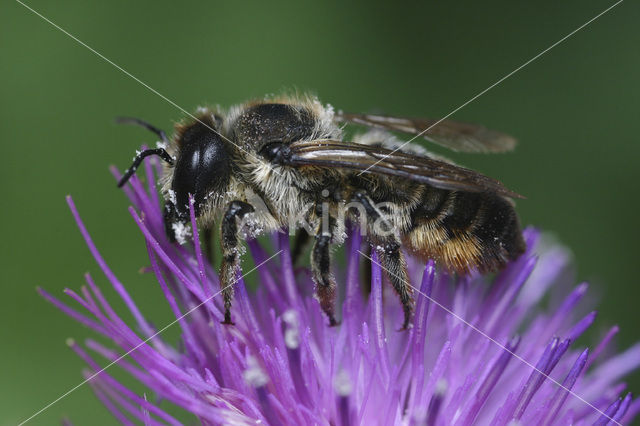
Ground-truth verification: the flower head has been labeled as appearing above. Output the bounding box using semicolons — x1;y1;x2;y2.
41;159;640;425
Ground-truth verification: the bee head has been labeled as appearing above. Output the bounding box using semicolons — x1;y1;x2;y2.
172;118;231;218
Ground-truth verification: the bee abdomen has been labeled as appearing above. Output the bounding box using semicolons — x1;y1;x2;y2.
405;189;525;273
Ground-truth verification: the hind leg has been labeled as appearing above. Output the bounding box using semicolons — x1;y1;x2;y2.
354;191;414;329
374;237;413;329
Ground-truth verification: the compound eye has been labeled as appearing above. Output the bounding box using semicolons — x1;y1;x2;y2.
172;122;231;217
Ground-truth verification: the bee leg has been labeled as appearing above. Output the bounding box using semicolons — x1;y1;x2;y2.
163;200;178;242
311;214;339;326
291;228;310;265
203;224;215;266
220;200;255;325
361;244;373;295
354;191;414;330
375;238;414;330
164;198;215;262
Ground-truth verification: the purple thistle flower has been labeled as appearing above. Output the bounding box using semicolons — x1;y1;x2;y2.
40;158;640;425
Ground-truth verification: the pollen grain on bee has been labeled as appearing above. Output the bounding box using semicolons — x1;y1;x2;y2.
239;195;398;239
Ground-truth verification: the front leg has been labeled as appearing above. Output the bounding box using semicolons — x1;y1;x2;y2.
220;200;255;325
354;191;414;330
163;200;178;242
311;211;339;326
164;199;215;266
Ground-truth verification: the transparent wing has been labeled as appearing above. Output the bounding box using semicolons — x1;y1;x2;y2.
335;111;516;153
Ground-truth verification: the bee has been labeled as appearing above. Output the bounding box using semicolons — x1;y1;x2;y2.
117;93;525;329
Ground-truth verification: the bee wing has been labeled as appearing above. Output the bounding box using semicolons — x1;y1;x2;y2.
284;140;523;198
335;112;516;153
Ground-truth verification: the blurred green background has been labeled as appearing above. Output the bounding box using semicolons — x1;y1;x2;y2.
2;0;639;424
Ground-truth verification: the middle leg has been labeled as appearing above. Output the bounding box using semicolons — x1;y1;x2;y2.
291;228;311;265
310;209;339;326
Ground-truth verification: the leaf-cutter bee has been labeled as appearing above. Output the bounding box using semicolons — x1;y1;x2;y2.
118;93;525;329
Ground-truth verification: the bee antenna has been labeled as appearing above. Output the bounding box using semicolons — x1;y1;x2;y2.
118;148;174;188
115;116;169;144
